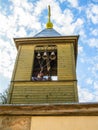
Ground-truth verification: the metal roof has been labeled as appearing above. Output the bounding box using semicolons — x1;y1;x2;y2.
34;28;61;37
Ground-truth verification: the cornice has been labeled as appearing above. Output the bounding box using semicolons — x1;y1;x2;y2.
0;103;98;116
14;35;79;49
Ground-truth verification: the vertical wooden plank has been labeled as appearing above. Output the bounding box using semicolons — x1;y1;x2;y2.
73;81;79;102
58;44;76;80
14;45;34;81
71;43;76;79
11;46;22;81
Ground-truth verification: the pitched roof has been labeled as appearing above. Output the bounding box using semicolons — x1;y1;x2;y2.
34;28;61;37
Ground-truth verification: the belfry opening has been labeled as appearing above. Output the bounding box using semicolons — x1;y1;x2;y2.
32;45;57;81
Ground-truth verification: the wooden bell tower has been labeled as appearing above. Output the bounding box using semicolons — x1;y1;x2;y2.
8;6;79;104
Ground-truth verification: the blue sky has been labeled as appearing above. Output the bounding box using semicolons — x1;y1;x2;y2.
0;0;98;102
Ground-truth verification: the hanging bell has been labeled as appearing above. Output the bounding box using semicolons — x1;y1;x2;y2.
36;52;41;59
50;51;56;60
42;51;48;60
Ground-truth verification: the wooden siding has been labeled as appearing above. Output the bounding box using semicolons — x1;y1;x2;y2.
14;45;34;81
10;82;78;104
58;43;76;80
8;37;78;104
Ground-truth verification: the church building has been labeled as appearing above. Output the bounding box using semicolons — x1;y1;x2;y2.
0;5;98;130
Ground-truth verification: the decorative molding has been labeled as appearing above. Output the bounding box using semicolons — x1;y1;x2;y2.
0;103;98;116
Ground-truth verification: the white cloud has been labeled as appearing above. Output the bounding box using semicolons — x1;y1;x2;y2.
86;4;98;24
15;27;27;37
0;13;9;35
88;38;98;48
91;64;98;78
0;39;16;78
78;45;83;54
72;18;84;34
58;0;78;7
53;9;74;35
94;82;98;89
53;7;84;35
93;90;98;101
78;86;94;102
92;0;98;3
33;0;60;17
91;29;98;36
9;0;33;11
53;8;73;26
86;78;93;85
67;0;78;7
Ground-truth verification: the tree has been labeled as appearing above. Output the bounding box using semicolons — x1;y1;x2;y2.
0;89;9;104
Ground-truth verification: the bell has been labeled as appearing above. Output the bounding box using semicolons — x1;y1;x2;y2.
36;52;41;59
42;52;48;60
50;51;56;60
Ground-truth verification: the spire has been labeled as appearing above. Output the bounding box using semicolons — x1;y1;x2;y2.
46;5;53;29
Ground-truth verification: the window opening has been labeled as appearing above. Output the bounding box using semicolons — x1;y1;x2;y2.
32;45;57;81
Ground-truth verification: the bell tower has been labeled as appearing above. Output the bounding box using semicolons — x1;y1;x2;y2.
8;6;79;104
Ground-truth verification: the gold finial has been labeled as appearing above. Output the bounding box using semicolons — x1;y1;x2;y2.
46;5;53;29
